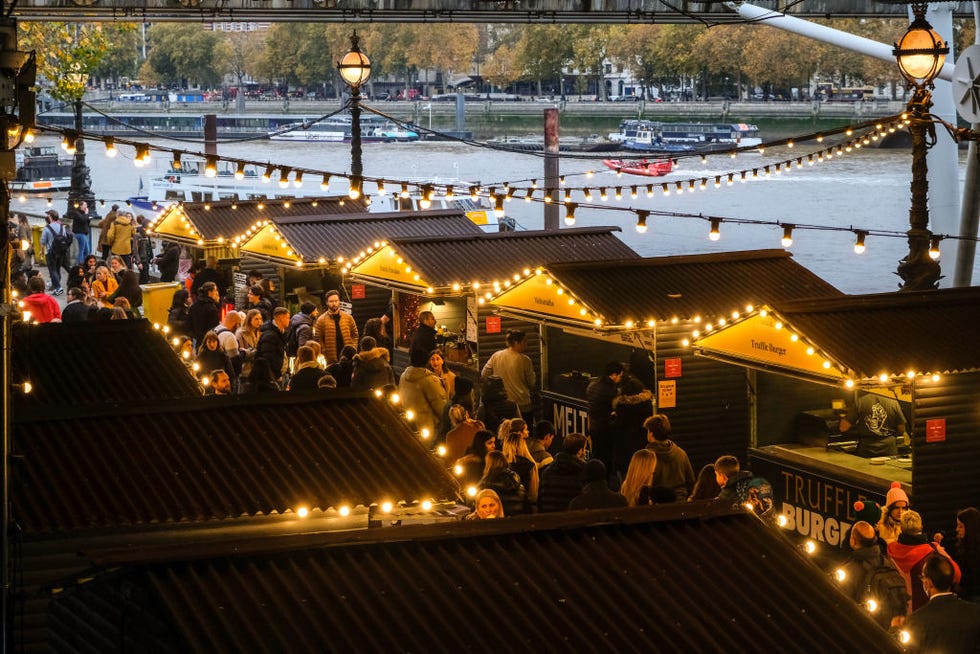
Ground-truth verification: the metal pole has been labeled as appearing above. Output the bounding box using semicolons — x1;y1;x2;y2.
953;1;980;287
204;114;217;157
66;98;94;216
350;84;363;181
897;88;941;290
543;108;559;230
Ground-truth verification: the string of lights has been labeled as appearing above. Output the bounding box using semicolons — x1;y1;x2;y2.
21;114;980;256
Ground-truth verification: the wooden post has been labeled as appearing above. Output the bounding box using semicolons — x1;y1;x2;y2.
544;108;559;230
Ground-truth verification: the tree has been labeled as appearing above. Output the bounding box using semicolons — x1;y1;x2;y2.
569;25;614;100
91;24;140;89
482;42;521;92
216;30;266;102
140;24;225;89
20;23;120;101
517;26;572;96
693;24;753;99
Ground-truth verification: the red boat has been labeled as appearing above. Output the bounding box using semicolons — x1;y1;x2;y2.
602;158;673;177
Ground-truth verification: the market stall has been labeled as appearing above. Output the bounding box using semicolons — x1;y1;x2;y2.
235;208;484;327
693;286;980;541
487;250;842;469
346;227;638;380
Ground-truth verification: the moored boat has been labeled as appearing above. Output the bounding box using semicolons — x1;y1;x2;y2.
10;146;73;194
270;115;419;143
601;158;673;177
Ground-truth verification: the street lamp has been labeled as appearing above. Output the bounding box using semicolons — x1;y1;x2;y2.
66;67;95;217
893;2;948;291
338;32;371;200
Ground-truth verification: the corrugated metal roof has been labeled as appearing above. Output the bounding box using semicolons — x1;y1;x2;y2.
13;393;460;535
151;196;367;244
544;249;842;325
770;286;980;378
259;209;485;265
380;227;638;287
11;321;202;412
49;505;902;653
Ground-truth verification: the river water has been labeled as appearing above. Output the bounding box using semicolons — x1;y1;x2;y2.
23;135;978;295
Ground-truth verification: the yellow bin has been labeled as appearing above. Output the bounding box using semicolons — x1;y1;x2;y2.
31;224;45;266
140;282;181;325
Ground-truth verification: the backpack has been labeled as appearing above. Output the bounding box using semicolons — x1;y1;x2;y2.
734;475;775;522
859;556;910;628
46;224;72;257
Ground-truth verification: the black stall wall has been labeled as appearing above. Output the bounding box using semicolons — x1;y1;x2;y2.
911;371;980;531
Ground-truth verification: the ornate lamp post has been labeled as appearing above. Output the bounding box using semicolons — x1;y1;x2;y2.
338;32;371;200
65;66;95;217
893;2;948;291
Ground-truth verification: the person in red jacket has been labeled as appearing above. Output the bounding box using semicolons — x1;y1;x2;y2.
21;276;61;323
888;509;961;613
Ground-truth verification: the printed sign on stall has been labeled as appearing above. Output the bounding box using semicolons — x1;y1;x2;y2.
351;283;366;300
664;357;682;378
486;316;501;334
925;418;946;443
658;380;676;408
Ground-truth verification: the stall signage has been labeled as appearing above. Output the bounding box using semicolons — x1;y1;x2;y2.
664;358;682;378
925;418;946;443
750;454;888;549
658;380;676;408
348;245;428;288
486;316;501;334
241;224;300;261
488;273;596;323
695;311;846;382
351;284;366;300
339;301;353;315
543;394;589;441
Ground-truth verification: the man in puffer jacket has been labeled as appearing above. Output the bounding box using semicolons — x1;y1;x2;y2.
105;209;136;268
398;362;447;437
538;433;587;513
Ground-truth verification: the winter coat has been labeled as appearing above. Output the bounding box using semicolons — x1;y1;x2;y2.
68;206;90;235
568;481;628;511
350;347;395;391
167;305;191;338
197;346;234;381
106;213;136;256
398;365;448;436
153;242;180;282
287;311;315;351
480;468;527;517
444;420;484;463
256;321;288;381
97;209;117;248
108;269;142;308
612;388;654;478
538;452;586;513
716;470;755;506
188;296;221;346
247;297;274;323
313;310;359;364
646;439;696;501
289;361;327;392
888;534;961;612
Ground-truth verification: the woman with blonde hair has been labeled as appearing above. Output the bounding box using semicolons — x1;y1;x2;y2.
236;308;263;352
502;419;539;506
91;265;118;308
466;488;505;520
479;450;526;516
619;449;658;507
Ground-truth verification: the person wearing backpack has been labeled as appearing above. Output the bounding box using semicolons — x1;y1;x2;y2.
837;520;910;629
40;210;72;295
285;301;317;361
889;510;962;613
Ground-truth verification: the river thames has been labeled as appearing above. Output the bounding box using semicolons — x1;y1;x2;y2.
27;135;979;295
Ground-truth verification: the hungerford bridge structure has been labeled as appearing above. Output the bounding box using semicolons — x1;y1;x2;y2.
5;1;978;24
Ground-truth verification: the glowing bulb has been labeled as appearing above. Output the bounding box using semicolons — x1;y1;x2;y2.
235;162;246;180
854;231;867;254
467;485;478;498
104;137;117;158
381;501;393;513
865;598;879;613
296;506;309;518
709;219;721;241
804;540;817;555
339;505;351;517
835;568;846;583
421;500;433;511
781;225;793;248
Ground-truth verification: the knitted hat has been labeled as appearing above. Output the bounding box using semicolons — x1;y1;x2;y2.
884;481;909;508
852;499;882;526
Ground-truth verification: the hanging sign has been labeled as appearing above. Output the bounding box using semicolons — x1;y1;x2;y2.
658;380;676;408
486;316;501;334
351;284;366;300
664;357;682;378
925;418;946;443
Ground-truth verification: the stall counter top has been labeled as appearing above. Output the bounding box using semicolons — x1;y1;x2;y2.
751;443;911;489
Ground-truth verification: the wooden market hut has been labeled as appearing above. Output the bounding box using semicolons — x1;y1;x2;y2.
486;250;843;471
234;209;485;326
345;227;639;382
693;286;980;537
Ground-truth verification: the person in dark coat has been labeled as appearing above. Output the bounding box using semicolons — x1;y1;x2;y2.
326;345;357;387
60;287;94;322
479;450;527;516
167;288;192;338
287;301;318;353
240;357;279;394
476;375;520;435
538;433;587;513
905;554;980;654
190;256;221;297
107;255;142;310
612;376;654;482
196;331;234;382
350;336;396;391
408;310;437;367
568;459;628;511
288;345;326;392
245;285;274;323
188;281;221;347
256;307;290;385
67;200;92;264
586;361;624;474
152;241;181;283
644;414;696;502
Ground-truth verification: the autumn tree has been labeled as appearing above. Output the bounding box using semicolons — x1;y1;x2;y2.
569;25;614;100
517;26;572;96
20;23;123;102
139;24;225;89
216;29;266;108
693;24;754;99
